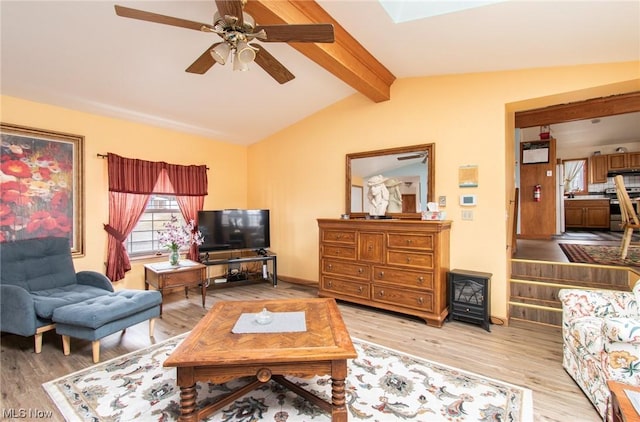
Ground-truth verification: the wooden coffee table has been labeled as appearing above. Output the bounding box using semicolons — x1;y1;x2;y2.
608;380;640;422
163;298;357;422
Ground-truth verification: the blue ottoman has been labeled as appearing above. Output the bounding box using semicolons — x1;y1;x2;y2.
52;290;162;362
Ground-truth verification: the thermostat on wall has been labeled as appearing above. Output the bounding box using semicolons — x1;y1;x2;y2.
460;194;477;206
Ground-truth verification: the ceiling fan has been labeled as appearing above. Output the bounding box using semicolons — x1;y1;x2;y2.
114;0;335;84
397;152;428;164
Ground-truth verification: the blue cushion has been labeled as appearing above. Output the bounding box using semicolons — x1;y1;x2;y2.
52;290;162;329
32;285;112;319
1;237;77;291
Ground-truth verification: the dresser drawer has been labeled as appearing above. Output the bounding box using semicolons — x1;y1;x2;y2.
387;251;433;269
322;230;356;244
387;233;434;250
373;266;433;289
321;244;356;260
372;285;433;312
156;268;204;288
321;277;369;299
322;259;370;280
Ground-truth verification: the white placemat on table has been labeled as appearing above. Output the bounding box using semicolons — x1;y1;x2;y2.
232;311;306;334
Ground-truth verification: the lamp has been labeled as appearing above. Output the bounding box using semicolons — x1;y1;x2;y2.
233;51;250;71
210;43;231;64
235;41;256;64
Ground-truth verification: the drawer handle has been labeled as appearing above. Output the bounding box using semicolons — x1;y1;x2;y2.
328;281;332;287
327;264;333;270
368;245;373;251
406;239;413;244
466;308;470;312
417;276;424;283
417;297;424;304
336;250;341;254
406;257;412;263
358;286;363;293
358;268;364;274
378;271;385;278
378;290;385;297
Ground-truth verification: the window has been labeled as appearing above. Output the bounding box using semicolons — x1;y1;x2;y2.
125;194;186;256
563;158;588;195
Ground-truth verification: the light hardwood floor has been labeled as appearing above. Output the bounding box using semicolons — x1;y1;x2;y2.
1;281;599;421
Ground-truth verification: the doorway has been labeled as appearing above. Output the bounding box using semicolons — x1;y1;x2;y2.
401;194;416;213
512;91;640;262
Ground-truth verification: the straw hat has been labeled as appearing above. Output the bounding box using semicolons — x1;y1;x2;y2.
367;175;388;186
385;178;402;187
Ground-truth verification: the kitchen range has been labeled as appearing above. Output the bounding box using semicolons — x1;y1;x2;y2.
605;186;640;231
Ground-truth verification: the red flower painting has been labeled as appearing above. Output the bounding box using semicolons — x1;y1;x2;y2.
0;131;75;244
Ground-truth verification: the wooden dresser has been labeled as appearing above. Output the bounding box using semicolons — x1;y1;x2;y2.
317;218;451;326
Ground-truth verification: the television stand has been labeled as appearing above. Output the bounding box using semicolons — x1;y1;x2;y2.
199;250;277;288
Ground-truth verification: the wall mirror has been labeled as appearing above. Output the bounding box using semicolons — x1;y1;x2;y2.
346;144;435;219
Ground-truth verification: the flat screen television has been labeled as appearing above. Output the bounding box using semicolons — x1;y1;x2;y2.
197;209;270;252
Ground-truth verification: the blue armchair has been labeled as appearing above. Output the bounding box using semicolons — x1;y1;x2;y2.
0;237;113;353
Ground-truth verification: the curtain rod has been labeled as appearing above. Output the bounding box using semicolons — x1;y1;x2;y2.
97;153;209;170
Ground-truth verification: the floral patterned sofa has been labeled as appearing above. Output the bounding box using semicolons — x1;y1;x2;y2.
559;282;640;421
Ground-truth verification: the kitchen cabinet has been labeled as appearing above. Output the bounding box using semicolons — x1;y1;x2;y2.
564;199;610;228
608;152;640;171
318;218;451;327
590;155;608;183
608;153;628;171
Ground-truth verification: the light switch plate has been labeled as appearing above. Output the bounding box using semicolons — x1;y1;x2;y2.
438;196;446;207
462;210;474;220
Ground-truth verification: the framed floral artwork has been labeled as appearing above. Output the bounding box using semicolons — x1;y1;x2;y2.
0;123;84;256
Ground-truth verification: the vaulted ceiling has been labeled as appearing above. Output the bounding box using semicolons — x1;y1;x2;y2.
1;1;638;144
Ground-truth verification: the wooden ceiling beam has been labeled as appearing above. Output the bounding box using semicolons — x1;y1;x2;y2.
515;92;640;128
245;0;395;102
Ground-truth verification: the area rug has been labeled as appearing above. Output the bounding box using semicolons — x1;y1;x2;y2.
559;243;640;268
43;333;533;422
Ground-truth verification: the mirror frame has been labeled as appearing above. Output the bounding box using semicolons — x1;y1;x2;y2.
346;143;435;219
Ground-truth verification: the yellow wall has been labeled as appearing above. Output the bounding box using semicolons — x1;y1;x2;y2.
248;62;640;320
2;62;639;318
0;95;248;289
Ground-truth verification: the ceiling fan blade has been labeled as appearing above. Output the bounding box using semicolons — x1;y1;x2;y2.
254;24;335;43
251;44;295;84
215;0;244;26
114;5;213;32
185;43;219;74
397;153;426;161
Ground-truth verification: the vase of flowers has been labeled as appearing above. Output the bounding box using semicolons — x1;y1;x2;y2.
158;216;203;266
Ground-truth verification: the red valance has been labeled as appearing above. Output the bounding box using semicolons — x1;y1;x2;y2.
107;153;208;196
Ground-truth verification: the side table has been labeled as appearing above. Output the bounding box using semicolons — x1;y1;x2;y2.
144;260;207;316
608;380;640;422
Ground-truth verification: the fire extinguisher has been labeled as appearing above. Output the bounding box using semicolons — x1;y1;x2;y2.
534;184;541;202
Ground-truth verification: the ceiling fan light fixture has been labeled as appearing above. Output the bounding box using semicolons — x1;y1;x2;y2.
210;42;231;64
233;51;250;71
235;41;256;64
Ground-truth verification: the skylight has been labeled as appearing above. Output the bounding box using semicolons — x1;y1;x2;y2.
379;0;508;23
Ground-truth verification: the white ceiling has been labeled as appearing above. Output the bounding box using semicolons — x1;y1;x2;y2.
1;1;639;145
520;111;640;150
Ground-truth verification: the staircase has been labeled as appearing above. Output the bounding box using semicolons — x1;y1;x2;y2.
510;259;639;327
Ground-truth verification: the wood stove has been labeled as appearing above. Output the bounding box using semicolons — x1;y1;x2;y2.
447;269;492;332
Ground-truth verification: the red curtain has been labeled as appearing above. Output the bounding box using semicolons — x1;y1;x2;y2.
176;195;205;261
156;170;207;261
104;192;150;281
104;153;208;281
